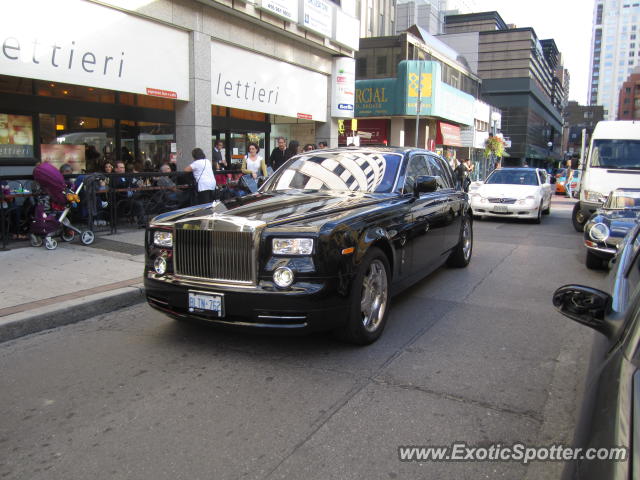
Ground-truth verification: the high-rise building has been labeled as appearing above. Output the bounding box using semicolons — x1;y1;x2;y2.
617;66;640;119
588;0;640;120
442;11;567;165
394;0;477;35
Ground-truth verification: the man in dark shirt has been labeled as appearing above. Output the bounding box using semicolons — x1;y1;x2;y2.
112;161;146;227
268;136;287;172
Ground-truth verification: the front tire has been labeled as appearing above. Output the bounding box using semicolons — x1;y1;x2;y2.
337;247;391;345
447;214;473;268
572;202;588;232
533;202;543;224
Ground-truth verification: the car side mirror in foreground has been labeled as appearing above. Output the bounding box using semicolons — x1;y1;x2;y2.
552;285;612;337
414;175;438;196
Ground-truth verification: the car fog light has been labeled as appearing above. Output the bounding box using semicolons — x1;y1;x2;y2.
273;267;294;288
589;223;609;242
154;256;167;275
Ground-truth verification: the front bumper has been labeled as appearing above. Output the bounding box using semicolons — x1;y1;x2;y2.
471;200;539;219
144;273;350;333
584;240;616;259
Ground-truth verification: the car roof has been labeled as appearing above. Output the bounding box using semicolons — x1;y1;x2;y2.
321;146;435;155
492;167;541;172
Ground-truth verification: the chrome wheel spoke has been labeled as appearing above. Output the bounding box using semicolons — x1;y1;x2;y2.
360;259;388;332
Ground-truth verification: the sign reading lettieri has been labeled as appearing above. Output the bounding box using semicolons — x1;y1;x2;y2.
0;0;189;100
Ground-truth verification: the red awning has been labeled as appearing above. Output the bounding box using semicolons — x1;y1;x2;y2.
436;122;462;147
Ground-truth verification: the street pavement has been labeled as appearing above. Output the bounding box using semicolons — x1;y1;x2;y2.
0;196;610;479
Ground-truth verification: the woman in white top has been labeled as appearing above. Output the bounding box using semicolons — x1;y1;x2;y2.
241;143;268;179
184;147;216;203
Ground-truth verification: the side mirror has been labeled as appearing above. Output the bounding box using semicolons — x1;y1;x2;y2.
552;285;612;337
414;175;438;196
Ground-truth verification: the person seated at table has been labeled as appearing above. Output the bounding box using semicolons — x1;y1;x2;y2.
155;163;187;208
112;160;146;227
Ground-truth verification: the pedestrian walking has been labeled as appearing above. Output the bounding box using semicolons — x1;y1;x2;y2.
184;147;216;204
241;143;268;179
455;158;473;192
268;136;287;172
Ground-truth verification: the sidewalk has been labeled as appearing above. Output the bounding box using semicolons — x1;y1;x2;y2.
0;228;147;343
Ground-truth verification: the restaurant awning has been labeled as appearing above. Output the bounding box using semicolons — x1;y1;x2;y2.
436;121;462;147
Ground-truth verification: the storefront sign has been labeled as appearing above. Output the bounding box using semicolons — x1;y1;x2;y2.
334;10;359;51
338;119;388;145
300;0;333;38
331;57;355;118
355;79;396;116
257;0;299;22
0;114;33;158
211;41;327;121
436;122;462;147
0;0;189;100
431;82;474;126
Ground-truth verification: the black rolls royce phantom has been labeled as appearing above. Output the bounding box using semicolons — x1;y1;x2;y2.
144;147;472;344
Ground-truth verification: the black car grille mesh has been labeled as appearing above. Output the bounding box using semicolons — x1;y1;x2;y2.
174;229;254;283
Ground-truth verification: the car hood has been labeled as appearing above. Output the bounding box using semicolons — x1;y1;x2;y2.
150;190;394;229
476;184;540;198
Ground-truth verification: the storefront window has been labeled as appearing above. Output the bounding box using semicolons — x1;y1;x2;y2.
121;120;174;169
0;75;33;95
119;93;174;110
0;113;34;159
39;114;115;172
35;81;115;103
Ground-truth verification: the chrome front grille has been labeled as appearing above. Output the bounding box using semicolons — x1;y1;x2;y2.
488;197;517;204
174;229;254;283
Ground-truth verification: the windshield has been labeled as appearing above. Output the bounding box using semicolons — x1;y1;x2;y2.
590;139;640;169
485;170;539;186
605;189;640;209
261;151;402;193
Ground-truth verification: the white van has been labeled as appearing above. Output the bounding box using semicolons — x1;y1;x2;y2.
572;121;640;231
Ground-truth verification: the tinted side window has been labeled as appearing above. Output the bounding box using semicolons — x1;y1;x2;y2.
426;155;453;190
403;155;430;194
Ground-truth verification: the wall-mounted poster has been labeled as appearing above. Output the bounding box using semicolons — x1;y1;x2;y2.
0;114;34;158
41;144;86;173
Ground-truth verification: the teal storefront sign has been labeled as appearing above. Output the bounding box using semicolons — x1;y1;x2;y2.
355;60;474;126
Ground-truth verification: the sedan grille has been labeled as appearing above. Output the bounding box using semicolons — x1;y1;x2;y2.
488;197;517;204
174;229;254;283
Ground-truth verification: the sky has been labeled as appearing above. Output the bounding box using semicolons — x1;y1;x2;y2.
473;0;593;104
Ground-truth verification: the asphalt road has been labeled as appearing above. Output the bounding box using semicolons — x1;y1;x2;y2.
0;196;610;480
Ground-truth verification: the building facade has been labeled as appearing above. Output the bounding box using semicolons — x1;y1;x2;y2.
394;0;477;35
0;0;359;175
617;67;640;119
562;101;605;159
352;27;500;176
588;0;640;120
443;11;567;166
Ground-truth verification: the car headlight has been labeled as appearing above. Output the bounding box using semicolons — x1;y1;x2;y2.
589;223;609;242
153;231;173;248
516;196;536;205
584;190;607;204
272;238;314;255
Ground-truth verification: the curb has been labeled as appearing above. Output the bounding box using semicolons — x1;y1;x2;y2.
0;284;146;344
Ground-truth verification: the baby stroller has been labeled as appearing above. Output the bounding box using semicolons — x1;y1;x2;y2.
29;162;95;250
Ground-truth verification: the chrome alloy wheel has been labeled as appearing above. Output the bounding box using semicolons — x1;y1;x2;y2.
462;218;472;261
360;259;389;333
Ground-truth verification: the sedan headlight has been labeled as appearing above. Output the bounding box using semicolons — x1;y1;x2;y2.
584;190;607;204
589;223;610;242
272;238;314;255
516;196;536;205
153;231;173;247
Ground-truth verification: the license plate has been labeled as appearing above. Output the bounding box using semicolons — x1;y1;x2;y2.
493;205;508;213
188;291;224;317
